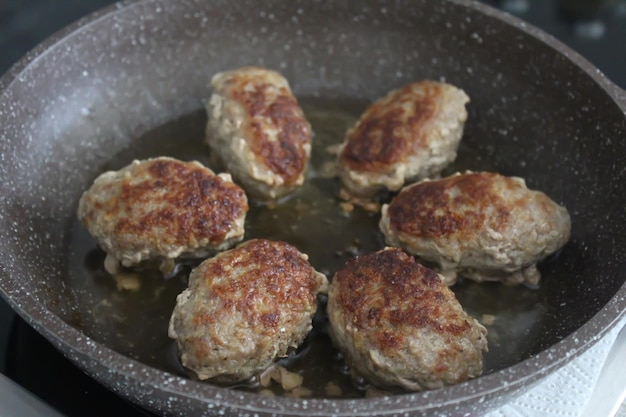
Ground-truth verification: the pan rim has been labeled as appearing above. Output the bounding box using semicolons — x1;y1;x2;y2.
455;0;626;105
2;284;625;415
0;0;625;415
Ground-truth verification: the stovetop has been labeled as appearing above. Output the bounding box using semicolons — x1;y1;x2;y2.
0;1;625;416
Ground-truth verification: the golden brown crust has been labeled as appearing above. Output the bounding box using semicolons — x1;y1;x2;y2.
332;248;471;355
222;69;311;185
339;81;444;173
381;171;571;286
387;172;514;239
193;239;321;338
169;238;328;381
328;247;487;390
83;158;248;249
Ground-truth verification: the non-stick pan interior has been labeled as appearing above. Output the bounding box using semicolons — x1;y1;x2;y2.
1;0;625;415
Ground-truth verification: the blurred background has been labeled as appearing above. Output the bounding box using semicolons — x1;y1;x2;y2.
1;0;625;87
0;0;624;416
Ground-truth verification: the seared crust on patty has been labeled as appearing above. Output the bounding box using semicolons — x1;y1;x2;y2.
207;66;312;199
168;239;328;382
380;171;571;285
327;248;487;391
77;157;248;273
338;80;469;200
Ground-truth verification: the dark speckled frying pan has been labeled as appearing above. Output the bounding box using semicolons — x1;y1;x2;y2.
0;0;625;416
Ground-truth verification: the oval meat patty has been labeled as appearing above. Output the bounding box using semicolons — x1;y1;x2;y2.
337;80;469;201
168;239;328;383
206;66;312;200
380;171;571;286
77;157;248;274
327;248;487;391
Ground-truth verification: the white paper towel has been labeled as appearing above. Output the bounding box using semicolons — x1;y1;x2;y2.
487;316;626;417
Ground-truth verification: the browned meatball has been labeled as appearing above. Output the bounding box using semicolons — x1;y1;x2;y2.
337;80;469;202
327;248;487;391
380;171;571;286
168;239;328;382
206;66;312;200
77;157;248;274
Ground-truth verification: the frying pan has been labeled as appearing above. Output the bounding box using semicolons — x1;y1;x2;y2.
0;0;625;416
